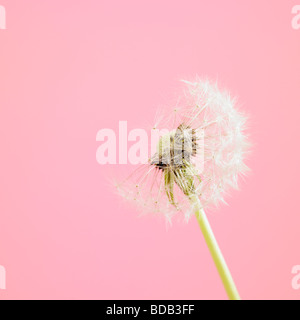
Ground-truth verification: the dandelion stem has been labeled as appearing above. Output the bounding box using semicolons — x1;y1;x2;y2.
190;194;241;300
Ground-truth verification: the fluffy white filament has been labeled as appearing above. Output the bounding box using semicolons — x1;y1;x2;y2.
116;79;250;222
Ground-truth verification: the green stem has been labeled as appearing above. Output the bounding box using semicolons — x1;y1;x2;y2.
190;194;241;300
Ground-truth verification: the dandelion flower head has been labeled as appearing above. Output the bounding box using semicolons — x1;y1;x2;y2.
116;78;250;222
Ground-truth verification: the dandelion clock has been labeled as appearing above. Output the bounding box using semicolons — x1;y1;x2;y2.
116;78;250;300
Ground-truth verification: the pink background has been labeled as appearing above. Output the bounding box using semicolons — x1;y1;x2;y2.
0;0;300;300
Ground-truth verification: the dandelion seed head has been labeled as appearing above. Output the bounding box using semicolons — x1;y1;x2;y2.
117;78;250;222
